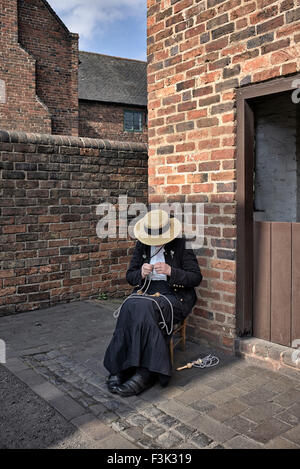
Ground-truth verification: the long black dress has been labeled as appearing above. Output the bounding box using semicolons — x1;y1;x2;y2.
103;280;184;379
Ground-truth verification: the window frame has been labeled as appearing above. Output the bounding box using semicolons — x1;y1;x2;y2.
123;109;144;133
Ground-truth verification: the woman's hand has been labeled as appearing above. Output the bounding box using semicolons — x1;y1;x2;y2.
154;262;171;277
141;263;153;279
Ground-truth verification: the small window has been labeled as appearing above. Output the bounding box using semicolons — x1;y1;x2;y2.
124;110;143;132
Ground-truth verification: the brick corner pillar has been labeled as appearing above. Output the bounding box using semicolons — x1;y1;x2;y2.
70;32;80;137
17;0;80;136
146;0;300;351
0;0;52;133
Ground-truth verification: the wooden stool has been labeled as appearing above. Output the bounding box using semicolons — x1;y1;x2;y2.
169;319;187;366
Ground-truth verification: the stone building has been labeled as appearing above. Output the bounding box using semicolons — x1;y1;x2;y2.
0;0;148;141
147;0;300;355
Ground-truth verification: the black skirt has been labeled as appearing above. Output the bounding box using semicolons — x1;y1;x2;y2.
103;280;184;378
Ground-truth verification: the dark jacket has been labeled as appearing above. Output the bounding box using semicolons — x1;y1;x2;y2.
126;237;202;318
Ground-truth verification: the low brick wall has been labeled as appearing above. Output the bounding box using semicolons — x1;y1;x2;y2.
0;130;148;316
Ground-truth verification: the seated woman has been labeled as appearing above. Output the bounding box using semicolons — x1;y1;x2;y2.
103;209;202;397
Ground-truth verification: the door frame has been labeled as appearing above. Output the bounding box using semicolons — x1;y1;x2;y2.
236;73;300;336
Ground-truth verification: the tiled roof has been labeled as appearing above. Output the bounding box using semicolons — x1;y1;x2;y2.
79;51;147;107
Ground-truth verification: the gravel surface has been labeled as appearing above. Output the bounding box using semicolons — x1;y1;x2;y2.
0;365;97;449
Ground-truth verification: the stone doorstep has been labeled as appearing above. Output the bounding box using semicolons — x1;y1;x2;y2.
236;337;300;378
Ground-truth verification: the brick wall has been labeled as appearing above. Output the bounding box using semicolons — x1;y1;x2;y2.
0;0;52;134
79;101;148;143
0;0;78;136
0;130;148;316
147;0;300;350
18;0;79;136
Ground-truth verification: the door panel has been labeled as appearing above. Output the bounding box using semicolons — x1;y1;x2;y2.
292;224;300;345
253;221;300;347
270;223;291;346
253;222;271;341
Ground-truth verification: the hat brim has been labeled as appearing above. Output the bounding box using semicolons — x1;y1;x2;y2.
133;216;182;246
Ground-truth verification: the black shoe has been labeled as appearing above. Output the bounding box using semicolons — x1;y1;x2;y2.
106;368;136;393
106;373;123;394
159;374;171;388
115;372;153;397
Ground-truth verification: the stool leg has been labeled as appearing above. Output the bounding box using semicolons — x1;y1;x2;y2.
169;338;174;366
181;323;186;351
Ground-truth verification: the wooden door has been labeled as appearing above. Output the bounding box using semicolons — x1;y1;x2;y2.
253;221;300;347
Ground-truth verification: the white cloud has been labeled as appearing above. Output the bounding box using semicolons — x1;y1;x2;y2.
48;0;145;42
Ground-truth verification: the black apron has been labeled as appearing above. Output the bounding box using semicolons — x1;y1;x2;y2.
103;280;184;378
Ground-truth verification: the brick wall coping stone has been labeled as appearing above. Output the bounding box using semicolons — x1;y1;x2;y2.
0;129;148;153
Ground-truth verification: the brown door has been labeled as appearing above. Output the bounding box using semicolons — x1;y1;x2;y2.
253;222;300;347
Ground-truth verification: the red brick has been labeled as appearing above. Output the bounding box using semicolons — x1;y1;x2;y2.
167;175;185;184
164;185;180;194
193;183;214;193
3;225;26;234
0;270;15;279
282;62;297;74
177;163;197;172
199;161;220;172
0;287;16;297
211;149;235;160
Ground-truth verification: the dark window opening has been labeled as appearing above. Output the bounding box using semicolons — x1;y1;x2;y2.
252;91;300;222
124;110;143;132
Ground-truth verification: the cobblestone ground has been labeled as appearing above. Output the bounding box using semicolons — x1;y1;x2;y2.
1;300;300;449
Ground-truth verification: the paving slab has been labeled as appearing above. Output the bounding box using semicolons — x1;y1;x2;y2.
71;413;116;441
273;389;300;407
224;435;264;449
156;399;197;424
174;383;215;405
246;417;292;444
157;431;182;449
5;357;31;373
267;409;299;427
241;402;284;424
207;399;249;422
97;434;138;449
264;436;300;449
188;414;237;443
281;424;300;445
225;415;258;435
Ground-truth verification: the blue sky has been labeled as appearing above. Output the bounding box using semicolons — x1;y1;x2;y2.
47;0;147;61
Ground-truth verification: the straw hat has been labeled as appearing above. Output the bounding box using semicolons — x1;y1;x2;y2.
133;209;182;246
